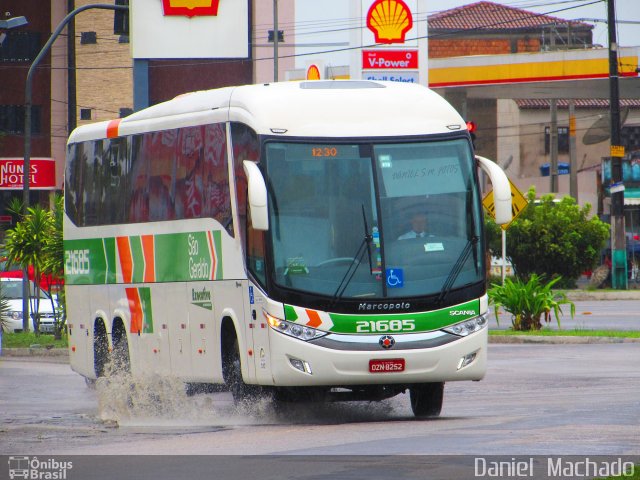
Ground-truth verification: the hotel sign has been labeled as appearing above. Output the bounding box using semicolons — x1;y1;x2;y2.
0;158;56;190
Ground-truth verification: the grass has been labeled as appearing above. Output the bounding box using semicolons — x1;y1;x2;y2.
490;328;640;338
598;466;640;479
1;331;68;349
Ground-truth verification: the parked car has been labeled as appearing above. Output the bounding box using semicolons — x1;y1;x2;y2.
0;257;64;293
0;278;59;334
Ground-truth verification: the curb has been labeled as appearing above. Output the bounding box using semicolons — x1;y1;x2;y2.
1;347;70;358
565;290;640;301
489;335;640;344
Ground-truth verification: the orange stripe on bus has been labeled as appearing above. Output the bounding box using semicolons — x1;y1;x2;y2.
141;235;155;282
126;287;143;334
116;236;133;284
106;119;122;138
305;309;322;328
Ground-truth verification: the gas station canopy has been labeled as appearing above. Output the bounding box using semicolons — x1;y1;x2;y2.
429;46;640;100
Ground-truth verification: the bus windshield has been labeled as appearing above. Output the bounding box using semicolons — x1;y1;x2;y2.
265;138;484;300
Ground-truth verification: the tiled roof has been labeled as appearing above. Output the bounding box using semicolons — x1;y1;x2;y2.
428;1;593;32
515;99;640;109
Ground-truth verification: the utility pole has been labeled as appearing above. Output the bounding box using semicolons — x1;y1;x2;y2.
550;99;558;193
569;100;578;201
273;0;279;82
607;0;628;289
22;3;128;329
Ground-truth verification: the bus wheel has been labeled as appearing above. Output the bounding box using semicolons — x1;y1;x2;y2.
111;323;131;373
223;338;258;403
94;321;109;378
409;382;444;418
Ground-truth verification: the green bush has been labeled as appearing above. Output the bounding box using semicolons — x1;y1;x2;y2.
486;188;610;288
488;274;575;331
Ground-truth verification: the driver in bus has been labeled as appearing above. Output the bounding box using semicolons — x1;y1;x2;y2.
398;211;429;240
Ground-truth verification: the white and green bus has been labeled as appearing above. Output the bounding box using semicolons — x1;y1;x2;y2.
64;80;511;417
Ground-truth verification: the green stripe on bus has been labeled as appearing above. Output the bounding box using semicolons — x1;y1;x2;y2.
327;299;480;333
130;236;145;284
65;230;223;285
104;237;117;284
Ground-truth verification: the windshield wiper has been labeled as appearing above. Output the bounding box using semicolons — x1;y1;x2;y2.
330;206;373;306
436;236;479;305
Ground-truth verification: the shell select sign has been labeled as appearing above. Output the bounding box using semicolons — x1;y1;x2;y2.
366;0;413;44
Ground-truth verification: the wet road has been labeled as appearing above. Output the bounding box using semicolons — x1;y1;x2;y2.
1;343;638;457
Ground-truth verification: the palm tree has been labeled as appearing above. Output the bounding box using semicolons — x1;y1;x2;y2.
4;201;55;335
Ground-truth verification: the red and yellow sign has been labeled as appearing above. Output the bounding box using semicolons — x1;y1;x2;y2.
162;0;220;17
366;0;413;44
306;64;321;80
363;49;417;69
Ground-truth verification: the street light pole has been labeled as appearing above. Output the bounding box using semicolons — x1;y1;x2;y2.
22;3;128;329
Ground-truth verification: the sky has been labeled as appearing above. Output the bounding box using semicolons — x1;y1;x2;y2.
294;0;640;69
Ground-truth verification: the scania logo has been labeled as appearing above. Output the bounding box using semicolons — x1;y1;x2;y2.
450;310;477;316
379;335;395;349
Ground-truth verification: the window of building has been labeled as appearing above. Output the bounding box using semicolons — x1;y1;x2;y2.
80;108;92;121
119;108;133;118
80;32;97;45
0;104;40;134
0;31;40;62
544;126;569;154
622;125;640;152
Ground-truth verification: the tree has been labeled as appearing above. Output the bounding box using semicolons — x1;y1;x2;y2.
3;199;62;335
42;196;66;339
490;187;609;287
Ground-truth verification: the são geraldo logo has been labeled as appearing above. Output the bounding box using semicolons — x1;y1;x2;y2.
162;0;220;17
366;0;413;44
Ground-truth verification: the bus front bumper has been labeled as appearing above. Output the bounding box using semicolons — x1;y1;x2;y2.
267;328;487;387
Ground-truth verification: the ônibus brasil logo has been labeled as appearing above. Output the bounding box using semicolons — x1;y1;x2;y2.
8;456;73;480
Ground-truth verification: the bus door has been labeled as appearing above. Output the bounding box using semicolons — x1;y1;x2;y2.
163;283;193;377
245;283;271;383
188;281;217;381
66;286;94;378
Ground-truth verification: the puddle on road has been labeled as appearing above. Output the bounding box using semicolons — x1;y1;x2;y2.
94;370;401;430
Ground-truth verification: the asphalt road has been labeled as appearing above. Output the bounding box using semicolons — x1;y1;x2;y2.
1;343;638;459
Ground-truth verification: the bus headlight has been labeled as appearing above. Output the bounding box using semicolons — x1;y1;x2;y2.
442;314;488;337
265;312;327;341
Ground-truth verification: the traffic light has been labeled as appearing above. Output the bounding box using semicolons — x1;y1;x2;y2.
466;121;477;149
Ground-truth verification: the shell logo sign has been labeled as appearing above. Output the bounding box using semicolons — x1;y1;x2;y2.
162;0;220;17
366;0;413;44
306;64;321;80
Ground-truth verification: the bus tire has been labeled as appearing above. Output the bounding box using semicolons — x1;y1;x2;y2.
409;382;444;418
222;337;260;403
94;320;109;378
111;321;131;373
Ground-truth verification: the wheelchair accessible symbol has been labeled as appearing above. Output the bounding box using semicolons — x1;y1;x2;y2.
385;268;404;288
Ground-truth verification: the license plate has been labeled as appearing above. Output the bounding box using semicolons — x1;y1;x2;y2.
369;358;405;373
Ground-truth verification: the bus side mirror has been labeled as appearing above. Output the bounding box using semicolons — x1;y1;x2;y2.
476;155;512;226
243;160;269;231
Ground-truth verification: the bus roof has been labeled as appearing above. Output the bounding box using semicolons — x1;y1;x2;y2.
67;80;468;143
